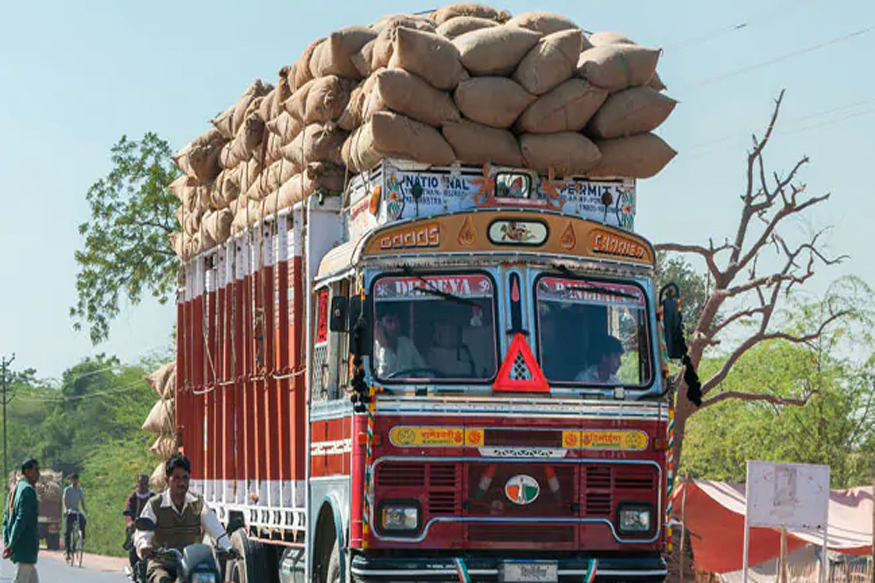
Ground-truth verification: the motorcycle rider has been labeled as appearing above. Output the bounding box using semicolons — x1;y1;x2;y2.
134;454;232;583
123;474;154;571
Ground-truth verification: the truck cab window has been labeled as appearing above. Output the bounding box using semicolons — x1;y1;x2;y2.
536;276;652;387
372;274;497;383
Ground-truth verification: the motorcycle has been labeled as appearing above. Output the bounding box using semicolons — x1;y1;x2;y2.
125;516;238;583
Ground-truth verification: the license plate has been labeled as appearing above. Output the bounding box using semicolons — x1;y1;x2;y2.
499;561;558;583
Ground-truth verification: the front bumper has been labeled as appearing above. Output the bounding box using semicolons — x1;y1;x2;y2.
351;554;667;582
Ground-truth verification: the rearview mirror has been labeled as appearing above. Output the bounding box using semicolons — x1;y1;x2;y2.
135;516;156;532
660;283;686;360
329;296;349;333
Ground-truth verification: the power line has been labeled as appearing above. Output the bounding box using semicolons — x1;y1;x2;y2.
13;380;151;404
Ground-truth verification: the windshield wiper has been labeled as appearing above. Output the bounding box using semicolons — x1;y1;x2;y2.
402;266;479;308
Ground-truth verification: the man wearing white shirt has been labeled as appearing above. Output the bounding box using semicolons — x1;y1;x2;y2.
374;306;426;377
575;335;624;385
134;455;231;583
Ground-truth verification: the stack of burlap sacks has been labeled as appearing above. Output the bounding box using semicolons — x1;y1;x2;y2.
142;362;177;490
169;4;677;260
9;470;63;512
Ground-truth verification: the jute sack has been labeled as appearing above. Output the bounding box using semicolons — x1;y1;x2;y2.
200;213;217;250
453;77;535;128
370;17;437;70
390;27;465;91
173;128;226;184
238;159;264;195
368;69;461;127
150;462;166;491
306;162;346;192
442;120;523;167
519;132;602;175
162;369;176;400
454;27;541;76
430;3;511;25
588;133;676;179
169;175;199;211
304;76;355;124
170;232;187;260
280;124;348;172
311;26;378;79
292;39;323;92
267;111;304;144
261;66;293;122
586;33;667;91
262;173;316;216
514;29;583;95
203;208;233;245
219;114;265;169
343;112;456;172
506;12;582;36
212;80;271;139
586;86;677;139
232;199;263;234
246;159;296;201
351;40;376;78
338;72;382;131
144;362;175;399
150;436;177;459
436;16;498;39
515;79;608;134
212;168;241;209
576;45;661;92
142;399;175;435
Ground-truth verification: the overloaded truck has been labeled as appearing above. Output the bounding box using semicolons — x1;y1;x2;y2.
8;470;63;550
169;4;692;582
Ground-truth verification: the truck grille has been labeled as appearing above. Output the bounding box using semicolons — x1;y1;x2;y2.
467;524;575;544
583;466;612;517
376;463;425;487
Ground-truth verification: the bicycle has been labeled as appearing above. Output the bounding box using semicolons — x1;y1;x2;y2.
65;510;84;568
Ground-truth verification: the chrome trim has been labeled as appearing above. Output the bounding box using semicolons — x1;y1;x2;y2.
369;456;662;545
310;399;356;421
350;566;668;577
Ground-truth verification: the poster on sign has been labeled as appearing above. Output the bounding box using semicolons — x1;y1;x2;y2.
374;274;494;301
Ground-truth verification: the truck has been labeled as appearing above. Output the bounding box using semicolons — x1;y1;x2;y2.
8;469;63;550
174;160;691;582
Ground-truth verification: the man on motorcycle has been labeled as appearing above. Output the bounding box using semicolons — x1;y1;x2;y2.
123;474;154;571
134;455;232;583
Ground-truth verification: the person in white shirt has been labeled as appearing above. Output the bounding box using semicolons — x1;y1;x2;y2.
374;305;426;377
134;455;231;583
575;335;624;384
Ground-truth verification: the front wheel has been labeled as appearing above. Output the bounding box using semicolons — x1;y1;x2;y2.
325;539;341;583
76;527;84;567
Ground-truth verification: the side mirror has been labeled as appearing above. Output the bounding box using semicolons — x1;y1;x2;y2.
329;296;349;333
660;283;686;359
349;295;372;359
135;516;156;532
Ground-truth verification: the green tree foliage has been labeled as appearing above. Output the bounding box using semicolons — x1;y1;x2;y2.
72;133;180;344
682;278;875;487
655;252;711;335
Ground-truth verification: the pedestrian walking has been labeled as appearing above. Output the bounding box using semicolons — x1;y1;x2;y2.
2;458;41;583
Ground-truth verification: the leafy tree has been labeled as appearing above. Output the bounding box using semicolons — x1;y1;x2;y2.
72;133;180;344
655;252;710;335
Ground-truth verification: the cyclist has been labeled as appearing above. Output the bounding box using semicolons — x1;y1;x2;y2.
134;454;232;583
62;473;87;559
123;474;154;571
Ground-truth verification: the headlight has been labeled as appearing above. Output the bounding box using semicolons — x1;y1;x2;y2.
191;573;217;583
618;505;652;534
380;502;420;532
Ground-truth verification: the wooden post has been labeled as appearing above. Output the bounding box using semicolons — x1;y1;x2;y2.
779;528;787;583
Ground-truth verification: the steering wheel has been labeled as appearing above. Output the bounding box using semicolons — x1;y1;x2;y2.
385;367;446;379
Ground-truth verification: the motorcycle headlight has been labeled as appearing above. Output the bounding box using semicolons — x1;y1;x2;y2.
191;573;217;583
618;505;652;534
379;501;420;533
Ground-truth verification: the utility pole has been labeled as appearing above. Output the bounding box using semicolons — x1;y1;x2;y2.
1;354;15;486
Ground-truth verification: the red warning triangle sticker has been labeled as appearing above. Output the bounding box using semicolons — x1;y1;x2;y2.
493;333;550;393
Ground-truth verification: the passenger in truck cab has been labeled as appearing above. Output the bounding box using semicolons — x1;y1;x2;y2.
374;304;426;377
575;335;624;384
426;318;475;378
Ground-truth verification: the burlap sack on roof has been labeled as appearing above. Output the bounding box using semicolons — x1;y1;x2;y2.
200;213;217;250
292;39;323;92
150;462;166;491
232;199;262;234
368;69;461;127
453;77;535;129
212;80;271;140
436;16;498;39
169;175;198;209
519;132;602;175
262;173;316;216
343;112;456;172
515;79;608;134
506;11;583;37
150;436;177;460
370;17;437;70
306;162;346;193
144;362;175;399
246;159;296;202
267;111;303;144
173;128;226;184
203;208;233;246
279;124;347;173
337;72;382;131
372;14;436;34
576;45;661;92
212;168;241;209
142;399;175;435
442;120;523;167
430;3;511;25
588;133;676;179
304;75;355;124
260;68;293;122
588;31;635;46
351;40;376;78
170;232;187;260
219;114;265;169
586;86;677;139
514;29;583;95
238;159;263;195
453;27;541;76
310;26;378;79
389;27;465;91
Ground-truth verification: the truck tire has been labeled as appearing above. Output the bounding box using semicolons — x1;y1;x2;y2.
46;533;60;551
325;538;341;583
229;530;276;583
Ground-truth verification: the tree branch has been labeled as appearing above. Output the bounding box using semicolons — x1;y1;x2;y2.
700;387;818;410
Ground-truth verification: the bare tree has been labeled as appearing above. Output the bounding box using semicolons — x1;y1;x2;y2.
658;90;849;465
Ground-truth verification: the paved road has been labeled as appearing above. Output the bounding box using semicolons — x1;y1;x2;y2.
1;550;129;582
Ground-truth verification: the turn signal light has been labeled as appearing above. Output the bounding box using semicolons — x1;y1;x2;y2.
653;438;670;451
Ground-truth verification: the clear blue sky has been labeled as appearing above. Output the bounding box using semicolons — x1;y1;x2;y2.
1;0;873;379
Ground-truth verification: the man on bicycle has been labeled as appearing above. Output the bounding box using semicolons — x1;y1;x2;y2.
134;455;233;583
62;473;87;558
123;474;154;571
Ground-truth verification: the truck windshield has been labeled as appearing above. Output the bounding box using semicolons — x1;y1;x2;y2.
372;273;497;383
535;276;652;387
